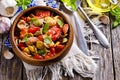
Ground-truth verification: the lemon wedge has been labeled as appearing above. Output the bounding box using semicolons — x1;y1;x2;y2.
86;0;119;12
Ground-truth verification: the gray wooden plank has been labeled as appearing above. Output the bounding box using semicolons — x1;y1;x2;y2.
0;56;23;80
0;33;23;80
91;23;114;80
0;34;3;80
68;72;92;80
111;25;120;80
22;65;27;80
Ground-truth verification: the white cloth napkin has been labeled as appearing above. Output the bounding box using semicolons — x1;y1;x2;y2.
23;42;97;80
23;12;97;80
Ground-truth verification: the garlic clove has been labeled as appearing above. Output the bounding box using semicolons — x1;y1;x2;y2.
0;0;18;17
0;17;11;34
99;15;110;25
3;49;14;59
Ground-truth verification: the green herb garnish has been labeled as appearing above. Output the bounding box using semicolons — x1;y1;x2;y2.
21;36;28;42
38;48;50;56
61;0;77;10
110;6;120;28
58;19;64;28
30;18;37;22
16;0;31;10
44;36;53;44
43;23;49;33
38;49;47;56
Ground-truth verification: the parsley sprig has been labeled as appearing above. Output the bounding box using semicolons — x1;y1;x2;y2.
61;0;77;10
16;0;31;10
110;6;120;28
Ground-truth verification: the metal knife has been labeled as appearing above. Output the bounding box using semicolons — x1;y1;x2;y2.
73;10;89;56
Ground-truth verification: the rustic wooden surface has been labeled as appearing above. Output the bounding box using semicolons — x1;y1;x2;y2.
0;10;120;80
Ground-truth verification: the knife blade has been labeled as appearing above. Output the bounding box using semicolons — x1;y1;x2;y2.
73;10;89;56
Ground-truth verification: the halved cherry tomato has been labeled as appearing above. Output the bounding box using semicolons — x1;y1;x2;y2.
21;17;27;22
20;34;24;39
62;24;69;34
20;28;28;39
21;17;30;22
55;44;64;53
47;26;61;41
28;25;40;34
44;55;50;59
18;42;26;50
44;11;50;17
36;10;50;18
38;35;43;41
34;54;43;59
44;52;55;59
50;47;55;54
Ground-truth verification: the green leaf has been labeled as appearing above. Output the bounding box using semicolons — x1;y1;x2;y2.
22;5;27;10
32;19;44;26
62;37;68;43
21;36;28;42
44;36;52;44
30;18;37;22
15;0;31;10
34;30;41;36
38;48;50;56
43;23;49;33
113;21;118;28
38;49;47;56
58;19;64;28
110;6;120;28
61;0;77;10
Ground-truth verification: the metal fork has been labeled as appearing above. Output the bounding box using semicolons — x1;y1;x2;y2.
77;0;109;48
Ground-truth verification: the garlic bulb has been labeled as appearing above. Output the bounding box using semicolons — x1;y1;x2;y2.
0;0;18;17
3;49;14;59
0;17;11;34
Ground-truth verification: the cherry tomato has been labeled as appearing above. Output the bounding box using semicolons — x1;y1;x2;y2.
44;11;50;17
44;55;50;59
20;28;28;39
28;25;40;34
47;26;61;41
21;17;30;22
26;17;31;22
50;47;55;54
36;10;50;18
20;34;24;39
18;42;26;50
62;24;69;34
34;16;40;20
34;54;43;59
38;35;43;41
55;44;64;53
21;17;27;22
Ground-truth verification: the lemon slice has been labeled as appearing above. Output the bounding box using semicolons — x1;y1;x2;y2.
86;0;119;12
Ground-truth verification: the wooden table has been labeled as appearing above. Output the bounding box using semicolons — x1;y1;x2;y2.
0;10;120;80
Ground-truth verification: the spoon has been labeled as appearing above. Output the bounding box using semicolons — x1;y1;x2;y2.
62;0;109;49
61;1;89;55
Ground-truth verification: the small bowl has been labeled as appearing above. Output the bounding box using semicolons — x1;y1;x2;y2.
10;6;73;66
